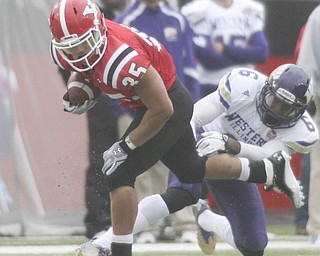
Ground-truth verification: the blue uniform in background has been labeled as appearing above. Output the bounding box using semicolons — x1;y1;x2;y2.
115;0;200;101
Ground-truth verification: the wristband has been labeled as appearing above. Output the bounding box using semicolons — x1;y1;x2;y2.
125;135;137;150
119;139;131;153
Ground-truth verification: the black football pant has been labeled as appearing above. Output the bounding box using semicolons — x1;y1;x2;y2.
84;94;119;239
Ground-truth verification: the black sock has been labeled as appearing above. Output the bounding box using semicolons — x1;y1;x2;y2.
111;243;132;256
247;160;267;183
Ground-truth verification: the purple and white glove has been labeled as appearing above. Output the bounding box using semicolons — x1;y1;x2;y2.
196;131;229;157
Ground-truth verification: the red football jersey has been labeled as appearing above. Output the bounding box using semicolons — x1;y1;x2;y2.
51;19;176;109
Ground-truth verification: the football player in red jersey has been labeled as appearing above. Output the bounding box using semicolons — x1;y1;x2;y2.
49;1;303;255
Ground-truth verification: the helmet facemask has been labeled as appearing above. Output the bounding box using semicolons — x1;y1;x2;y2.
52;27;107;72
257;81;307;129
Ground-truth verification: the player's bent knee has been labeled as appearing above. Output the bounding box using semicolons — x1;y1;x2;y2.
105;170;135;192
237;246;264;256
235;232;267;256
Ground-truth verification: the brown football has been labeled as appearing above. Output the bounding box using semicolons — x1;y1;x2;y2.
67;74;101;105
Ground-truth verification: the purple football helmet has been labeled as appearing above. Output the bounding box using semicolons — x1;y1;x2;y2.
257;64;313;129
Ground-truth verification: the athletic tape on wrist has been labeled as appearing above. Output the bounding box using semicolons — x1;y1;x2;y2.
125;135;137;150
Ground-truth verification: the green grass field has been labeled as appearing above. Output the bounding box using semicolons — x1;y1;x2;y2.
0;225;319;256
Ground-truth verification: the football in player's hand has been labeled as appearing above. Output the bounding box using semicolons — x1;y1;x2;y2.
66;76;101;106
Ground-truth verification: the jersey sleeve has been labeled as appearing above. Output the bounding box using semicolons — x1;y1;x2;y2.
101;44;150;91
223;31;269;64
192;91;224;130
282;112;319;154
193;35;242;69
217;69;250;110
237;139;289;160
217;68;265;110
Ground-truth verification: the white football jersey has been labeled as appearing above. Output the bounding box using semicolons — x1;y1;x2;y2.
192;68;319;156
182;0;265;85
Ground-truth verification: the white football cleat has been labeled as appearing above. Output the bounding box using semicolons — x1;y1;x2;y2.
74;241;110;256
310;234;320;245
264;151;304;208
193;199;217;255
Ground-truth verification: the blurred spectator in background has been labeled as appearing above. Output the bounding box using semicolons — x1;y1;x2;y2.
181;0;269;97
56;0;128;239
296;3;320;245
114;0;200;243
96;0;127;20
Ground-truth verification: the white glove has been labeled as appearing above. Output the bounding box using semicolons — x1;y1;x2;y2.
102;140;128;176
196;131;228;157
63;93;97;115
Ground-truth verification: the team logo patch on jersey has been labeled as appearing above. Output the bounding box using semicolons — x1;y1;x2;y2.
267;129;277;140
164;27;178;42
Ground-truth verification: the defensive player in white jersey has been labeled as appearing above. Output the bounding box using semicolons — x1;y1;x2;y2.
191;64;318;255
77;64;317;256
181;0;268;95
